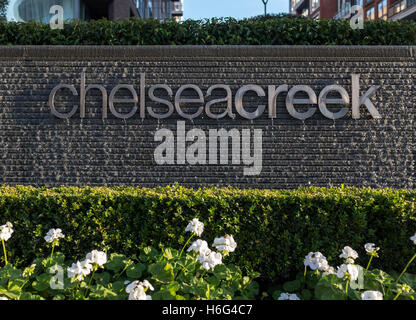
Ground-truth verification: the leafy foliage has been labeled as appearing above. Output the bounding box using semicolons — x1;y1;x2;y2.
0;16;415;45
0;228;259;300
0;185;415;283
273;257;416;300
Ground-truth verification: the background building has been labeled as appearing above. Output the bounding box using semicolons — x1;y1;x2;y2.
136;0;183;20
7;0;184;22
289;0;416;21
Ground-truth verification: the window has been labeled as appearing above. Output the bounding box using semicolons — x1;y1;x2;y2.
389;0;406;16
311;0;320;12
377;0;387;20
366;6;375;20
147;0;152;17
9;0;80;23
290;0;306;13
136;0;145;17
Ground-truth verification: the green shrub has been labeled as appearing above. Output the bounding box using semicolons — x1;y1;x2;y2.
0;16;415;45
273;245;416;300
0;185;415;284
0;220;259;300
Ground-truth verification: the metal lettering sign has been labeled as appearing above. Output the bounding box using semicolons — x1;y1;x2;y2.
48;73;381;121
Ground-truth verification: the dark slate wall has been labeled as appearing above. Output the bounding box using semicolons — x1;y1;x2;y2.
0;46;414;189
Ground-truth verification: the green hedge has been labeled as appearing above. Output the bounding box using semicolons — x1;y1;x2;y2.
0;185;415;283
0;15;416;45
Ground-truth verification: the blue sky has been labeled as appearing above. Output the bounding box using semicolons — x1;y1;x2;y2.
183;0;289;20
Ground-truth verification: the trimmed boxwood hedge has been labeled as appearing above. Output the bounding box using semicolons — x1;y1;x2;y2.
0;15;416;45
0;185;415;283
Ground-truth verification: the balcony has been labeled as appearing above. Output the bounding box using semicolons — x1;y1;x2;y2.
388;0;416;20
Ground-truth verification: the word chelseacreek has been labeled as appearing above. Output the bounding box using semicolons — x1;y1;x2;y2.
48;73;381;121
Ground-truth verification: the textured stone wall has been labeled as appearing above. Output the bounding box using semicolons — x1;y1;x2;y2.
0;46;414;189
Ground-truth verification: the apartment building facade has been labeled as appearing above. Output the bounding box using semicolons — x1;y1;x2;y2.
136;0;184;20
289;0;416;21
7;0;184;22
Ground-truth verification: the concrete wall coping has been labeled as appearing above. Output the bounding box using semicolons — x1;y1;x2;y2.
0;45;414;58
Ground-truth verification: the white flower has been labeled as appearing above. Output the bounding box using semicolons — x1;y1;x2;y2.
348;265;359;281
339;246;359;262
128;285;152;300
67;260;92;281
81;259;92;273
142;280;154;291
44;228;65;244
126;280;154;293
0;297;8;300
125;280;139;294
322;266;336;276
277;292;300;300
85;250;107;267
361;290;383;300
410;234;416;245
213;235;237;253
125;280;153;300
187;239;209;254
185;218;204;236
0;222;13;242
304;252;329;271
364;243;379;253
336;264;359;281
197;249;222;270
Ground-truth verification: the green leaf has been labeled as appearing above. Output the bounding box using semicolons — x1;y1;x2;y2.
0;265;23;286
89;284;119;300
398;273;416;288
106;253;128;273
126;263;146;279
42;252;65;268
207;275;220;287
93;272;111;286
213;264;229;280
32;273;52;292
152;289;175;300
163;248;178;260
111;280;127;294
0;287;20;300
314;275;345;300
283;279;301;292
242;281;259;299
148;261;175;282
364;269;394;293
140;247;159;263
20;292;45;300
